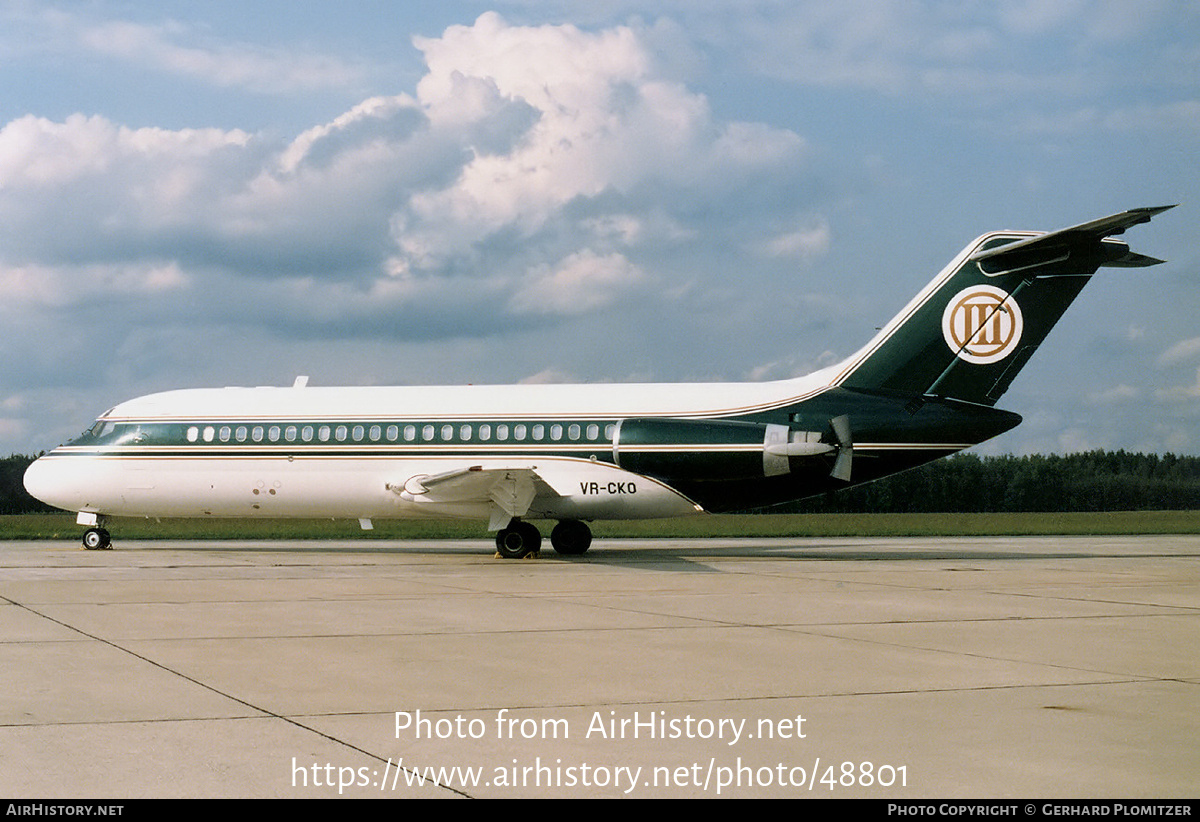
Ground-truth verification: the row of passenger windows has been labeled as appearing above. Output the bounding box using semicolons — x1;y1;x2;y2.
185;422;616;445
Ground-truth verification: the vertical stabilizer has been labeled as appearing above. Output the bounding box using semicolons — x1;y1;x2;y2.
832;206;1173;406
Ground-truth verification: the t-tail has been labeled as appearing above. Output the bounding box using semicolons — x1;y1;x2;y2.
831;206;1175;407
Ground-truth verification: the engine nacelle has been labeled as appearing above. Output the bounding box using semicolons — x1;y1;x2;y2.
613;418;835;481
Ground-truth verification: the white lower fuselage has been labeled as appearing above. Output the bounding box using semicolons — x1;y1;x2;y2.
40;453;699;522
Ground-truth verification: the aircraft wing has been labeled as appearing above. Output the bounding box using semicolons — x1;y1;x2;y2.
388;465;570;529
969;205;1175;274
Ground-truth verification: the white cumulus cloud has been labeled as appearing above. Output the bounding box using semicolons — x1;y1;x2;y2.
394;13;806;269
509;250;647;316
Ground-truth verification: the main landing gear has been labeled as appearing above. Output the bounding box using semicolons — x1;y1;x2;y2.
495;519;541;559
494;518;592;559
550;519;592;555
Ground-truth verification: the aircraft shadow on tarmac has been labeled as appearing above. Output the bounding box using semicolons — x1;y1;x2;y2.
82;537;1196;573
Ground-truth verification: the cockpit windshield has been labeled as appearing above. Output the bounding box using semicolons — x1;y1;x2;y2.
88;419;118;439
70;416;170;447
84;408;117;437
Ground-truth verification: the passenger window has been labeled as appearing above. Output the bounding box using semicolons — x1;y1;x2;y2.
285;426;297;442
479;424;491;441
235;426;248;442
422;425;435;441
203;426;215;443
336;425;348;442
460;424;472;440
219;427;231;442
369;425;381;441
301;426;314;442
514;424;526;441
568;424;580;440
268;426;281;442
386;425;398;441
441;424;454;440
252;426;264;442
318;426;330;442
605;424;616;440
404;425;416;441
186;426;199;443
532;424;545;440
551;424;563;440
497;424;509;440
586;424;599;440
352;425;365;441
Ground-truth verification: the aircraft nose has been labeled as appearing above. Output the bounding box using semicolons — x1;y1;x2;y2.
23;456;75;512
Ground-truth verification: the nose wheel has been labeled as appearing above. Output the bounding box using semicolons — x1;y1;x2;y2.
82;527;112;550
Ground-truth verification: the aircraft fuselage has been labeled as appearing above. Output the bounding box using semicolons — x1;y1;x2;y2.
23;379;1019;524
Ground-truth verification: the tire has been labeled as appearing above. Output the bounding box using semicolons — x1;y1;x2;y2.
82;527;111;550
550;520;592;555
495;521;541;559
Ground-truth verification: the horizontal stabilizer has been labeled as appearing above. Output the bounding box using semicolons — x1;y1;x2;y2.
1102;250;1166;268
970;205;1175;274
969;204;1176;273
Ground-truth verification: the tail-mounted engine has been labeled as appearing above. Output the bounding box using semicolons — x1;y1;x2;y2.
612;416;853;483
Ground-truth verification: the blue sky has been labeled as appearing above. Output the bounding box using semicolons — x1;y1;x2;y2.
1;0;1197;456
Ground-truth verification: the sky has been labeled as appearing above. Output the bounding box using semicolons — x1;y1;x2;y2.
1;0;1197;457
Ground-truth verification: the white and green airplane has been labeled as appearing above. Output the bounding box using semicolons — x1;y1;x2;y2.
24;206;1173;557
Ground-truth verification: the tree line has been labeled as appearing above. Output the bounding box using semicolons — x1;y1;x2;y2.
2;454;53;514
778;450;1200;514
3;450;1200;516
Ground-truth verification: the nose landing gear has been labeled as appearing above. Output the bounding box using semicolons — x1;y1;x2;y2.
82;527;112;550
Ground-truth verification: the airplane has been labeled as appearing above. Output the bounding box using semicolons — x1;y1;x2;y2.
23;205;1174;558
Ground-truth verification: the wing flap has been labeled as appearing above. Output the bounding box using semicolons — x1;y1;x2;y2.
388;464;570;525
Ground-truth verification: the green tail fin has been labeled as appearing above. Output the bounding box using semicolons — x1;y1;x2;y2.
833;206;1173;407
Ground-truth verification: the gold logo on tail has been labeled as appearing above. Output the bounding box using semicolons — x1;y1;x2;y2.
942;285;1023;364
